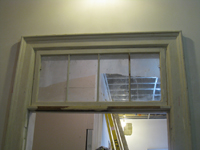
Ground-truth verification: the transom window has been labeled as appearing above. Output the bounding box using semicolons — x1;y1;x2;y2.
3;32;192;150
32;48;167;106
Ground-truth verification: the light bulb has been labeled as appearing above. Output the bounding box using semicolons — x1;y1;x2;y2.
122;119;126;128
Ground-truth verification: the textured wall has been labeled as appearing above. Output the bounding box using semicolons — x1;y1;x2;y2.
0;0;200;149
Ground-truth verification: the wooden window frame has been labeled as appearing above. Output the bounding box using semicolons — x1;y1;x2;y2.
3;32;192;150
31;48;166;106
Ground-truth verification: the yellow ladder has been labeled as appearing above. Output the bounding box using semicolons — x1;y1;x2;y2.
105;114;129;150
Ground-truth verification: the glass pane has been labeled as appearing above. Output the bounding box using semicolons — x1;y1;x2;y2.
119;113;168;150
99;54;129;102
38;55;68;102
68;55;98;102
130;53;161;101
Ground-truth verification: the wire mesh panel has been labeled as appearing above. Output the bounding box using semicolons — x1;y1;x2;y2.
105;74;129;102
99;54;129;102
99;53;161;102
130;54;161;101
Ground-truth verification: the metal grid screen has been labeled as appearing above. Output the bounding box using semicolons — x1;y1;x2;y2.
105;74;161;101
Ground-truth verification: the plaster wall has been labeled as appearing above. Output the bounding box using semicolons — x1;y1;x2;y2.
32;113;94;150
0;0;200;149
124;119;168;150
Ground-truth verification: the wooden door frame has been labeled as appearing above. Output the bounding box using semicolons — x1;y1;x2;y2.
3;31;192;150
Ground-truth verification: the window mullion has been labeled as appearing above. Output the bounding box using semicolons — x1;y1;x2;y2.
97;54;100;102
129;53;131;102
66;54;70;102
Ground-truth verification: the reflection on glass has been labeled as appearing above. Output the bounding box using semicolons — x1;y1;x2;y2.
38;55;68;102
99;54;129;102
130;54;161;101
68;55;98;102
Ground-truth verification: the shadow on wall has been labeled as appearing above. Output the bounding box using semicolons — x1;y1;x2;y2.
1;42;20;150
182;36;200;150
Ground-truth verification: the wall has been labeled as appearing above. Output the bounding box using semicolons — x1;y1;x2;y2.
32;113;94;150
0;0;200;149
100;115;110;148
124;119;168;150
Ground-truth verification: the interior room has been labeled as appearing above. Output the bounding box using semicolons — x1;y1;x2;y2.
0;0;200;150
29;112;168;150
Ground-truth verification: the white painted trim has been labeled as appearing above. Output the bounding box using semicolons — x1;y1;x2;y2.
3;32;192;150
25;113;36;150
31;48;166;106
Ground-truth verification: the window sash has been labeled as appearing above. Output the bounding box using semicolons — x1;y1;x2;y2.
31;48;167;106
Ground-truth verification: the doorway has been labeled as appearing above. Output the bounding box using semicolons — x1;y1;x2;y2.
26;112;168;150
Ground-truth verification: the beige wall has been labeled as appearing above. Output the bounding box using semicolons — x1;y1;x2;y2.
32;113;94;150
0;0;200;149
124;119;168;150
